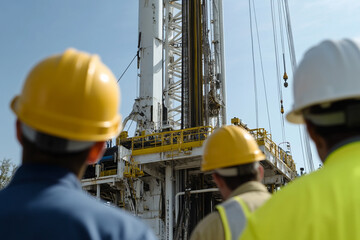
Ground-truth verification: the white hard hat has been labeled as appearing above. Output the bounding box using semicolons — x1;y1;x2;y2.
287;39;360;124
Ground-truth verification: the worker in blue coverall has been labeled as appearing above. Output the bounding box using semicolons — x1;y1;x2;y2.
0;49;157;240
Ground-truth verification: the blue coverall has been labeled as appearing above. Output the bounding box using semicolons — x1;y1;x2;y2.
0;164;157;240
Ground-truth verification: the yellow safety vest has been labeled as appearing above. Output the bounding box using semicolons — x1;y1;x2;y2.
216;196;250;240
240;141;360;240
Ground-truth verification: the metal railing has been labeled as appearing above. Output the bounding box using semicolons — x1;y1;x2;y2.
122;126;213;156
100;169;117;177
247;128;296;171
117;122;295;172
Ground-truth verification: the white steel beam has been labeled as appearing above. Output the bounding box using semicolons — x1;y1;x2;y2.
211;0;227;125
133;146;204;165
134;0;163;133
81;177;120;187
165;163;174;240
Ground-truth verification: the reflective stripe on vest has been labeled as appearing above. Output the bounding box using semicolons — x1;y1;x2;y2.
216;196;250;240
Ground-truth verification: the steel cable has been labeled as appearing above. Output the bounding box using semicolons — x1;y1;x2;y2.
270;0;286;142
117;52;138;83
252;0;272;134
248;0;259;129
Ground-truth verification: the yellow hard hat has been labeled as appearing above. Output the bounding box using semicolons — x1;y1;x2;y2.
11;48;122;142
201;125;265;172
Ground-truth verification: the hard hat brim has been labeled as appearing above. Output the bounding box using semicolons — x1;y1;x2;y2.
11;95;123;142
286;108;305;124
201;149;266;172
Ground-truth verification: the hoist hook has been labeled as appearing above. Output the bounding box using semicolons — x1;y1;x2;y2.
283;72;288;88
282;54;288;88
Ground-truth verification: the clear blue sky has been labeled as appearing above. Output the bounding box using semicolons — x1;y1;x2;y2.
1;0;360;172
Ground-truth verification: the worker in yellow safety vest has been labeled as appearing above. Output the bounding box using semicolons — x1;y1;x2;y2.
190;125;271;240
240;39;360;240
0;49;156;239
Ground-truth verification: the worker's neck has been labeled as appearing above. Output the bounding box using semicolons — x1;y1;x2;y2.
220;186;233;201
22;156;85;180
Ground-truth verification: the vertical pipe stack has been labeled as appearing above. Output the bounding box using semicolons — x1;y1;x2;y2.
182;0;203;128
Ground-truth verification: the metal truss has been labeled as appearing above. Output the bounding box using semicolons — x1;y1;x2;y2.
163;0;183;129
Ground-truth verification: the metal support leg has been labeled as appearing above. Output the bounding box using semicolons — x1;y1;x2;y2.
97;184;100;199
165;164;174;240
95;164;101;200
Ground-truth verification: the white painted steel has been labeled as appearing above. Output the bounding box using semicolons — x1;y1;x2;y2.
212;0;227;125
165;164;174;240
133;146;204;165
264;175;283;185
129;0;163;133
82;176;118;187
259;145;296;180
96;184;100;199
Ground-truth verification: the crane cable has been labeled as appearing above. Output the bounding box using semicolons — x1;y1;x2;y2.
297;125;308;173
270;0;286;142
278;0;289;88
248;0;259;129
277;0;288;144
127;116;135;132
118;33;141;83
252;0;273;135
281;0;315;172
117;52;138;83
282;0;297;72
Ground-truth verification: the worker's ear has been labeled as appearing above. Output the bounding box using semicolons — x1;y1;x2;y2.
86;141;106;165
257;164;264;181
16;119;23;145
212;172;232;200
212;172;226;189
305;120;327;162
305;120;318;143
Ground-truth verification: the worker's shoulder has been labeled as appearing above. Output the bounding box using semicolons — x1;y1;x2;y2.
70;189;139;222
0;185;156;239
268;157;359;209
190;211;223;240
286;160;346;193
272;168;325;200
240;171;325;239
251;167;331;217
239;191;271;212
231;182;271;212
197;211;221;227
242;166;352;240
62;190;156;239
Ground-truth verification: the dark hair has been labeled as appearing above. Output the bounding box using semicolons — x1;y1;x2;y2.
21;134;91;174
305;99;360;150
219;162;259;191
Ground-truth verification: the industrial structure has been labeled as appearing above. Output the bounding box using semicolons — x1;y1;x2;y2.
82;0;298;239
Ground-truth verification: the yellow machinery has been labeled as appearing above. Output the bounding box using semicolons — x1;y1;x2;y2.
117;120;296;173
117;126;213;156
